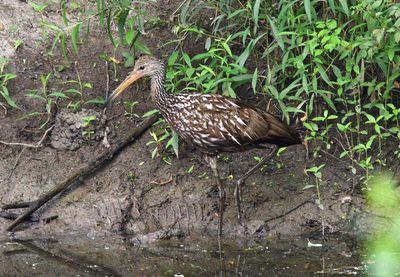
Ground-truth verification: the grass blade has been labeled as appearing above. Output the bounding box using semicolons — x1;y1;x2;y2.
106;9;115;46
304;0;312;23
339;0;349;17
118;10;129;45
61;0;68;26
71;23;81;55
268;17;284;50
252;68;258;94
253;0;261;35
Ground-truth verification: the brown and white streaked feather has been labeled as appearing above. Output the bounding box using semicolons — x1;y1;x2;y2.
161;93;301;154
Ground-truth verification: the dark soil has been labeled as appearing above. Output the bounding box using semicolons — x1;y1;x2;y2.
0;0;395;242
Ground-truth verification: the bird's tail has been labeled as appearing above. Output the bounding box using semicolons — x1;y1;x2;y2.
264;114;302;147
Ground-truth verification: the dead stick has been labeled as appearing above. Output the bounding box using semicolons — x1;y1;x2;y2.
0;125;54;148
4;115;159;232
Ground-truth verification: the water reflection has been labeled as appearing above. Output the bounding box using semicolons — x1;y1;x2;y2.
0;235;363;276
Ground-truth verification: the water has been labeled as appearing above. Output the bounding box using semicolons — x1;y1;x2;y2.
0;234;364;276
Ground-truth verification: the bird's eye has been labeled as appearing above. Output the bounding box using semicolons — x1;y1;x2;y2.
139;66;145;70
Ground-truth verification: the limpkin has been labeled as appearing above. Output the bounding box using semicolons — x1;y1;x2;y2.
106;55;301;236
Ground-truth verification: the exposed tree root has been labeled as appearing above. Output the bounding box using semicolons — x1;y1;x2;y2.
2;115;159;232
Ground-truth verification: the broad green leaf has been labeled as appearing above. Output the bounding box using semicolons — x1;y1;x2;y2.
134;40;151;55
339;0;349;16
304;0;312;23
222;41;233;56
107;9;115;46
137;15;145;34
228;8;246;19
230;74;252;82
118;10;129;45
125;30;135;45
48;92;69;98
182;52;192;67
71;22;81;55
252;68;258;94
387;48;395;61
168;51;179;66
64;88;81;95
96;0;104;27
0;86;19;109
61;33;68;61
142;109;159;118
316;64;332;87
84;98;106;105
253;0;261;34
327;0;336;15
268;17;284;50
166;131;179;157
61;1;68;26
319;91;337;111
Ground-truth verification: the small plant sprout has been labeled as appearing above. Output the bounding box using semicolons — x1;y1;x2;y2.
187;165;195;174
306;164;325;211
312;110;338;150
24;73;69;128
28;1;48;13
14;39;23;50
0;58;18;109
146;131;170;159
124;100;139;119
127;171;135;181
82;115;97;139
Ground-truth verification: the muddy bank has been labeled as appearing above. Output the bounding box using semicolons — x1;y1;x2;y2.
0;0;394;241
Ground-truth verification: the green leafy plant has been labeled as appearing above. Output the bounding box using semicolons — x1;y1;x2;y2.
305;164;325;210
365;173;400;277
23;73;69;128
82;115;97;139
0;58;18;109
28;1;48;13
124;100;139;119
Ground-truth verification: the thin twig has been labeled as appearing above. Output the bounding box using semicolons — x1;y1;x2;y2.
0;126;54;148
150;174;173;186
170;0;189;19
264;199;312;223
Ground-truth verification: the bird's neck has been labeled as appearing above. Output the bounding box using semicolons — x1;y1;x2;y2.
150;67;171;112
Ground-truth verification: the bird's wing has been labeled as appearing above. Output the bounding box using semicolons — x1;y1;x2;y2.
191;95;300;148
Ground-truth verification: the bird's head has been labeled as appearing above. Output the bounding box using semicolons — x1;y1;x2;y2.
105;55;164;104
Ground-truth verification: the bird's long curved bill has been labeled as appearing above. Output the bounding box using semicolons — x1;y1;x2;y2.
105;73;140;105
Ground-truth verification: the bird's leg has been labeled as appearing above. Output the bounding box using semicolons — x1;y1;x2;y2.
235;145;278;223
205;155;225;237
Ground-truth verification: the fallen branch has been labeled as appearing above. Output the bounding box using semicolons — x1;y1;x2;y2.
2;115;159;232
0;125;54;148
264;199;312;224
